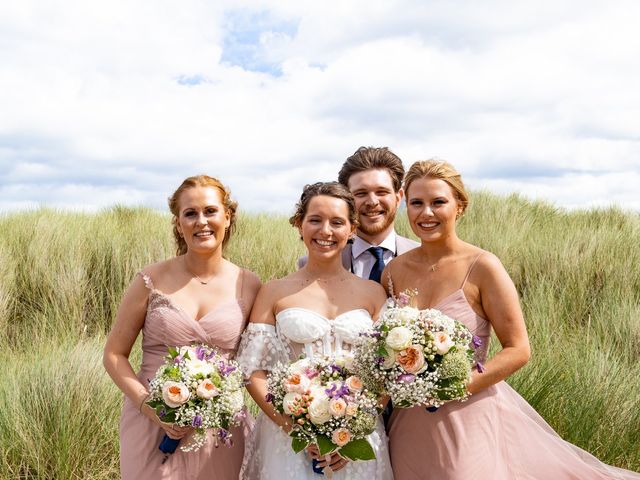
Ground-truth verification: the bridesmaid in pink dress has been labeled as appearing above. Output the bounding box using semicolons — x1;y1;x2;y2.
103;175;261;480
384;160;640;480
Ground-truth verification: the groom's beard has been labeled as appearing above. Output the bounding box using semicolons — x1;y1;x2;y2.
357;207;397;237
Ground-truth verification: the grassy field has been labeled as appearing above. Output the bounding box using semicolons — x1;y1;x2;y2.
1;193;639;478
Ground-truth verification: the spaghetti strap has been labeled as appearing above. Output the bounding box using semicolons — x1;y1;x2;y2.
461;253;483;289
137;271;154;290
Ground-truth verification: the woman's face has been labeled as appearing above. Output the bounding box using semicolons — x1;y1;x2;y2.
299;195;355;258
175;186;230;254
406;177;460;243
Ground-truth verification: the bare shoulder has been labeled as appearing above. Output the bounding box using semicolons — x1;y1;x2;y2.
140;257;179;280
469;249;513;287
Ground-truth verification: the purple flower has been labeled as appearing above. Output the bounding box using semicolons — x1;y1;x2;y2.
330;364;343;374
158;408;167;418
376;356;385;365
173;355;183;364
475;362;486;373
397;374;416;383
325;382;351;399
472;336;483;348
192;415;203;428
218;361;237;376
218;429;233;447
265;393;275;403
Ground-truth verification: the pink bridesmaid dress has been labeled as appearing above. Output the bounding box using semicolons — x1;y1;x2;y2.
388;259;640;480
119;271;251;480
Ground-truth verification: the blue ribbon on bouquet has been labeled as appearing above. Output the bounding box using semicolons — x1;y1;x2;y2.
311;458;325;475
159;435;180;463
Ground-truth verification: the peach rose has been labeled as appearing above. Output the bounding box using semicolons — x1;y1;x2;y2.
396;345;426;374
162;381;190;408
345;376;363;392
329;398;347;417
345;403;358;417
284;373;311;394
196;378;219;400
332;428;351;447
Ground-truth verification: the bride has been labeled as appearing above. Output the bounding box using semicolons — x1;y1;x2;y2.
236;182;393;480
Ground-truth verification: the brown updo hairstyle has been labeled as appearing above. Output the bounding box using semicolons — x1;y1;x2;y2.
289;181;359;230
404;160;470;217
168;175;238;255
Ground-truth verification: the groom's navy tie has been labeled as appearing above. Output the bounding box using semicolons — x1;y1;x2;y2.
368;246;386;283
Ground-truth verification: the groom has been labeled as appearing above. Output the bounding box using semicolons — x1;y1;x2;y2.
299;146;419;279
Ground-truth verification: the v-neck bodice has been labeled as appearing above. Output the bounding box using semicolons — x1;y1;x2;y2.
136;272;249;381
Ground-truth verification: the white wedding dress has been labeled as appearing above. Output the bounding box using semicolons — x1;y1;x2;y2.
236;307;394;480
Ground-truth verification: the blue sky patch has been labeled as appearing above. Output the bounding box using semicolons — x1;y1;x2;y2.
220;9;298;76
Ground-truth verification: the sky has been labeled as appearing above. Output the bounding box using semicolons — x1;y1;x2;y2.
1;0;639;214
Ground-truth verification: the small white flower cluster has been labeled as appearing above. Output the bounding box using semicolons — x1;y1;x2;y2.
266;357;380;459
353;294;475;408
146;344;245;451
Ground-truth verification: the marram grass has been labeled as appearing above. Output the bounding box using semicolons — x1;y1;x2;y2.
0;193;639;478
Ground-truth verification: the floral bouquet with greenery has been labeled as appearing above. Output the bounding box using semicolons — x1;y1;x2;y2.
266;356;381;465
353;291;479;408
146;344;245;456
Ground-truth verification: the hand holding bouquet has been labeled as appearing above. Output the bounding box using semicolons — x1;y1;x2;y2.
146;344;245;456
266;357;381;463
354;292;479;409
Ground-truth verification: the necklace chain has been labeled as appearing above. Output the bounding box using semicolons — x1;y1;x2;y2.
183;258;214;285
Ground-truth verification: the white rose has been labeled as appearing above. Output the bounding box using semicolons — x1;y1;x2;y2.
196;378;219;400
162;381;190;408
186;358;215;377
329;398;347;417
397;307;420;323
282;392;303;415
381;348;396;369
308;395;332;424
433;331;454;355
386;326;413;351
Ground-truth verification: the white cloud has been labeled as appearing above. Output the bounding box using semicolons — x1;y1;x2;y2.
1;0;639;213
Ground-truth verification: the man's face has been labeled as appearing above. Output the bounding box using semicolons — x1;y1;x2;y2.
347;169;403;241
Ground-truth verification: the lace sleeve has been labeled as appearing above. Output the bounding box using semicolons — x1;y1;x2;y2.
236;323;290;378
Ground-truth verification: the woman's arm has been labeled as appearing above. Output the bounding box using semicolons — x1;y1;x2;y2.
466;253;531;395
102;273;190;439
242;282;293;432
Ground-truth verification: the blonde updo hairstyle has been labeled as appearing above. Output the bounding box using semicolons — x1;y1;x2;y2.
404;160;470;217
168;175;238;255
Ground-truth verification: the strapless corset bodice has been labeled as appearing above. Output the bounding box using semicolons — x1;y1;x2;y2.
275;307;373;360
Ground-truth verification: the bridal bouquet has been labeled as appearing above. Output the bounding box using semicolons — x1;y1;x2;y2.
146;344;245;454
266;357;381;462
353;292;478;408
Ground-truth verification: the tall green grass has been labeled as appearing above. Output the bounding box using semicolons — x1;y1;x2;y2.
1;194;639;478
